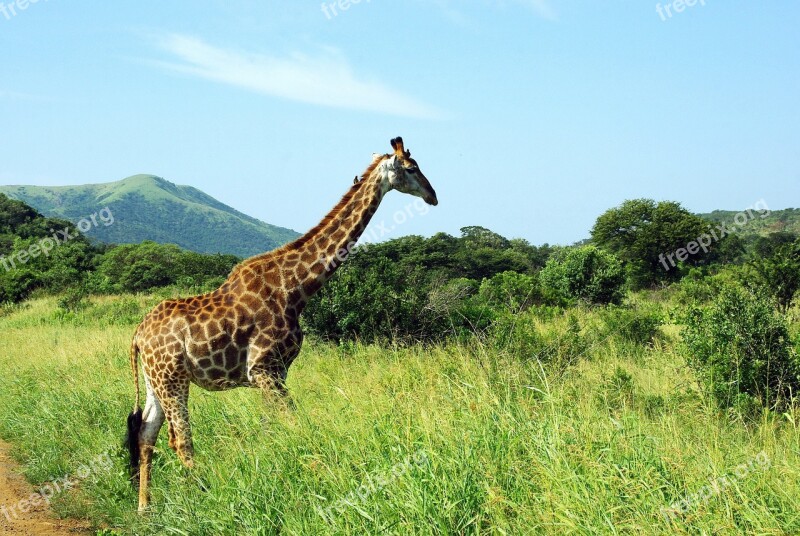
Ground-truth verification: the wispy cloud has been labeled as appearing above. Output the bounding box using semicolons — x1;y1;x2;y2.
148;34;443;119
514;0;557;20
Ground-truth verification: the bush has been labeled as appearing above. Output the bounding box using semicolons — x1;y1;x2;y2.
426;278;496;335
57;286;89;313
599;305;663;347
303;257;437;343
540;245;625;306
476;271;541;312
682;285;800;410
92;297;152;326
0;269;38;304
596;366;636;410
672;269;735;306
491;310;586;369
91;242;239;294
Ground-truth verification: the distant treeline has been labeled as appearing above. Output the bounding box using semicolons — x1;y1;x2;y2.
0;194;239;303
1;193;798;341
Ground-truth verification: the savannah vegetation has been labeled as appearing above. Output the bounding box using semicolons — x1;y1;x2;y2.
1;193;799;534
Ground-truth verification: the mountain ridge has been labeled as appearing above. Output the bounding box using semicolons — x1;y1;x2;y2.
0;175;300;258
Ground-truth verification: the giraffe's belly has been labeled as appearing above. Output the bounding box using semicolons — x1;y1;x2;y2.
186;342;250;391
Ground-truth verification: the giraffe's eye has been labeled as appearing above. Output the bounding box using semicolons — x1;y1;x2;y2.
406;167;418;174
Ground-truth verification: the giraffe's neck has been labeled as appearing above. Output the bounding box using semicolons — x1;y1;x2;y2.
277;162;390;304
311;180;386;278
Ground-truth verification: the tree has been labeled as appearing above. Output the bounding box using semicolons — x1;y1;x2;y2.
91;242;239;293
0;195;102;301
591;199;722;288
751;239;800;312
0;194;39;239
454;227;532;280
751;232;798;259
508;239;555;273
539;245;624;306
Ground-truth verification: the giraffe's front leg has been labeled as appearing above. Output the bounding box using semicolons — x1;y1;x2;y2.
248;362;289;402
247;329;302;405
247;345;295;402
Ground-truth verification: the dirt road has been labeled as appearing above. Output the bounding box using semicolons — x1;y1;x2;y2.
0;439;92;535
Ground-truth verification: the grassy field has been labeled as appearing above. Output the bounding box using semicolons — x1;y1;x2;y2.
0;294;798;535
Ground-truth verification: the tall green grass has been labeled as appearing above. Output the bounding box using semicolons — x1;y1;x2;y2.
0;296;798;534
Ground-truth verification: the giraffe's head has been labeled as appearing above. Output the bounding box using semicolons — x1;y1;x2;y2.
375;137;438;206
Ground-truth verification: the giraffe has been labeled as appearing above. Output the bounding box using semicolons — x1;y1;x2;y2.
125;137;438;512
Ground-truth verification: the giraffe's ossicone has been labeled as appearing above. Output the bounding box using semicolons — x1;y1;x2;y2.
125;137;438;512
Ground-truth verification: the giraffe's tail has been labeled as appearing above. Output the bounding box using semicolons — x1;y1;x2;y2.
124;336;143;480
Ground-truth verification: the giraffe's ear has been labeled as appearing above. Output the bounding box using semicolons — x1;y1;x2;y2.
390;137;405;157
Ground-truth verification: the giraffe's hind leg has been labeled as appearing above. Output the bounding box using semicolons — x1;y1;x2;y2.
138;376;165;513
152;373;195;469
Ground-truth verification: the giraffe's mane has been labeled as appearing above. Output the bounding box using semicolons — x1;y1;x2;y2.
241;154;390;265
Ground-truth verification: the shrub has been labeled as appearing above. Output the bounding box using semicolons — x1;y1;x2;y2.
0;269;38;304
303;257;435;343
476;271;541;312
92;297;152;326
491;310;586;369
682;285;800;410
599;305;663;347
540;245;625;306
672;269;734;306
92;242;239;294
426;278;495;335
596;366;636;410
57;286;89;313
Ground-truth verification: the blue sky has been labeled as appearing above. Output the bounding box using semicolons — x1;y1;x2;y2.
1;1;798;246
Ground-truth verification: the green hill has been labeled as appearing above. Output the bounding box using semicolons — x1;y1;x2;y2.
698;207;800;237
0;175;299;257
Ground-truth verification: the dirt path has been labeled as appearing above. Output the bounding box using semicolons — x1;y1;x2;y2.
0;439;92;535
